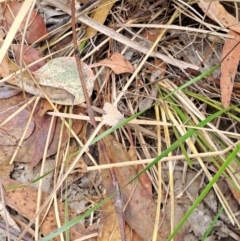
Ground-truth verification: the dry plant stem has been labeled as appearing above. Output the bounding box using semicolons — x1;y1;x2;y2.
18;124;102;240
35;115;56;241
70;2;126;240
162;82;238;225
113;10;178;105
86;146;236;170
19;0;36;71
152;104;162;241
53;109;67;241
70;1;95;128
0;96;37;127
46;112;240;138
161;104;175;236
44;0;198;70
9;96;40;165
0;0;36;63
121;24;230;38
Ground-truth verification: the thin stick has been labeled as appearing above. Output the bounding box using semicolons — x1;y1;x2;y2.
120;24;230;38
84;146;234;170
70;1;126;240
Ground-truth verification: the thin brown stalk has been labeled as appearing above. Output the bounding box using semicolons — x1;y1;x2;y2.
70;1;126;240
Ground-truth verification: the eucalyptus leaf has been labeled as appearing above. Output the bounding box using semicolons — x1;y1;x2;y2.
31;57;94;105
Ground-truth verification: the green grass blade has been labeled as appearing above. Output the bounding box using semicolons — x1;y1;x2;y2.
78;39;88;52
38;194;114;241
90;106;152;145
124;106;234;184
39;105;234;241
172;124;192;167
167;143;240;241
164;64;220;100
201;205;224;241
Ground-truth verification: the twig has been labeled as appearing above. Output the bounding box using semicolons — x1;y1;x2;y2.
70;1;126;240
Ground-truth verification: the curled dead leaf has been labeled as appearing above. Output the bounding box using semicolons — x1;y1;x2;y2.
90;52;134;74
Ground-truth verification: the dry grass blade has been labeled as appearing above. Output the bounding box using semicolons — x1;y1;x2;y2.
47;112;240;138
1;0;240;240
160;79;240;226
0;0;37;62
44;0;198;70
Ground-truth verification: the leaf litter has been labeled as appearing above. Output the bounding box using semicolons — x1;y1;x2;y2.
0;0;240;241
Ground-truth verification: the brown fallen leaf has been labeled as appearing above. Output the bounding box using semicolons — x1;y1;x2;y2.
128;144;152;195
2;2;48;44
11;44;46;72
27;102;84;167
90;52;134;74
220;30;240;107
143;28;162;43
0;55;14;78
198;1;240;34
98;196;143;241
0;177;96;241
226;179;240;205
136;164;152;196
0;106;35;146
99;133;183;241
0;92;83;167
0;86;22;99
98;197;122;241
0;93;35;175
38;99;56;116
